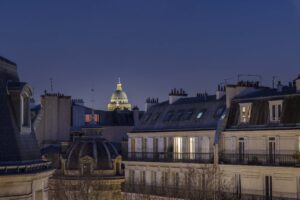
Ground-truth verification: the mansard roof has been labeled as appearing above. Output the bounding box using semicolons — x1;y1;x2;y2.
132;95;226;133
226;87;300;131
0;56;48;170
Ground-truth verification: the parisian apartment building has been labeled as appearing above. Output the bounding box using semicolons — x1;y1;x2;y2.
123;76;300;200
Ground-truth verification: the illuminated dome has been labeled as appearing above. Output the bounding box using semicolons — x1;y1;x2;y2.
107;79;132;111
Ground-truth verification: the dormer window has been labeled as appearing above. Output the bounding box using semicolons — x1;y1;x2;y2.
239;103;252;123
21;95;30;127
269;100;283;123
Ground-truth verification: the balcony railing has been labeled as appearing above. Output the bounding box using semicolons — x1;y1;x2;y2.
219;152;298;167
124;152;214;164
122;183;297;200
122;183;229;199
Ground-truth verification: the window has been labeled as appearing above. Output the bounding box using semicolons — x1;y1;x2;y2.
151;112;161;122
196;110;205;119
269;100;283;122
214;106;225;118
163;111;174;122
182;109;194;121
142;113;152;124
173;110;184;121
129;170;135;184
239;103;252;123
140;171;146;185
21;95;30;127
84;114;100;124
174;137;183;159
265;176;273;200
151;171;157;185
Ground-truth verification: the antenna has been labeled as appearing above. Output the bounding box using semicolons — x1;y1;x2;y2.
50;78;54;92
91;86;95;125
118;77;121;84
272;76;277;89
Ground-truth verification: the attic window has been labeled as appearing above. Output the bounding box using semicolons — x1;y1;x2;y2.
143;113;152;123
163;111;174;122
214;106;225;118
239;103;252;123
196;110;206;119
182;109;194;121
173;110;184;121
268;100;283;123
151;113;161;122
21;95;30;127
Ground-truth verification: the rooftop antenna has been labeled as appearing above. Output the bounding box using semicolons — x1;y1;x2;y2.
50;78;54;92
272;76;277;89
91;87;95;125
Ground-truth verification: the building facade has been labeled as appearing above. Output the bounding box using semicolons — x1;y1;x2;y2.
35;92;72;147
123;77;300;200
0;56;54;200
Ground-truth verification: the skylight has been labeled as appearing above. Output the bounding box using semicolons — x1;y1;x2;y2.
196;112;204;119
163;111;174;122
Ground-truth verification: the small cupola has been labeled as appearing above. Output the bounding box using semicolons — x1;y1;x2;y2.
169;88;187;104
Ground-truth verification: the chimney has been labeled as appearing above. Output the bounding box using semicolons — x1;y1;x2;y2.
225;80;261;108
132;106;140;126
216;85;226;100
145;98;159;112
169;88;187;104
296;75;300;92
277;81;283;92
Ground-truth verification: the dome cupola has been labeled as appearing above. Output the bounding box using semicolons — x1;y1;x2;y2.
107;78;132;111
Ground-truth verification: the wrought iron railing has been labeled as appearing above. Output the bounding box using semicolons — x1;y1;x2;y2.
122;183;297;200
219;152;298;167
124;152;214;164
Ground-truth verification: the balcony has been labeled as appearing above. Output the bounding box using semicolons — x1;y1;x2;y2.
219;152;298;167
124;152;214;164
122;183;296;200
122;183;227;199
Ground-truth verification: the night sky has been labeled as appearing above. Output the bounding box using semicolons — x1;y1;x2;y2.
0;0;299;110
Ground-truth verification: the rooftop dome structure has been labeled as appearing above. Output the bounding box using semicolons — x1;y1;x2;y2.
107;79;132;111
65;135;122;176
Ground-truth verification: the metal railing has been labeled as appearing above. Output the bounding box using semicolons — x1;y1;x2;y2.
219;152;298;167
0;161;52;175
124;152;214;164
122;183;297;200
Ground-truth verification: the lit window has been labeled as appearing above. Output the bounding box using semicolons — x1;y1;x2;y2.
239;103;252;123
196;112;204;119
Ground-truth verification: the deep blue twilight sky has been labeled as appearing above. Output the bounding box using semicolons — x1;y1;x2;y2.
0;0;299;110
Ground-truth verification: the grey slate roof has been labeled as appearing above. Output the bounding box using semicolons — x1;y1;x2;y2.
132;95;226;133
226;87;300;130
0;56;46;167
